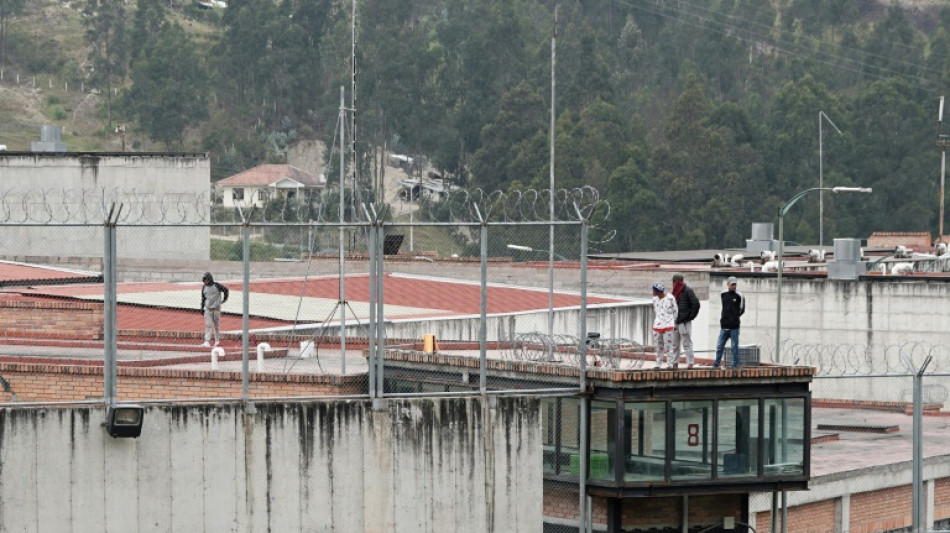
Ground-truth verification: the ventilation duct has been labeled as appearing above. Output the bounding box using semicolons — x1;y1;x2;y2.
828;238;866;280
31;125;67;153
746;223;777;254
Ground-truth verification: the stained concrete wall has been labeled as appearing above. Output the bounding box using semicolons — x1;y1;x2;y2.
0;397;541;533
0;153;210;260
705;276;950;354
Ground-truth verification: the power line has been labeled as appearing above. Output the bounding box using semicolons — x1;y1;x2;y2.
613;0;940;91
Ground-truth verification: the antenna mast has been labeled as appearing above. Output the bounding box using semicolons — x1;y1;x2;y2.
351;0;359;204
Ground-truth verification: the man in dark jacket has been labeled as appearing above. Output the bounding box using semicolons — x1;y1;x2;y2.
671;273;701;369
714;276;745;368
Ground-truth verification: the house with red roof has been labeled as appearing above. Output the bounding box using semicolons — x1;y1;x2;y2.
216;163;325;208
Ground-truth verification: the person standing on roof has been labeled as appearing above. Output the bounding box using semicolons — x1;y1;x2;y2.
671;273;701;369
201;272;229;347
714;276;745;369
651;282;679;369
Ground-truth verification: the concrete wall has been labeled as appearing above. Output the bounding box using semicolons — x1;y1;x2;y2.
0;397;541;532
0;154;210;260
705;276;950;353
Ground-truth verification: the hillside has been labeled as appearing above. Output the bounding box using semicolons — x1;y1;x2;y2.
3;0;950;252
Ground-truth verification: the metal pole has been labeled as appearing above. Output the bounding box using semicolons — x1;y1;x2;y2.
548;6;557;357
771;492;779;533
241;224;250;401
376;221;385;395
339;86;347;374
941;149;946;241
913;356;932;533
368;218;377;398
818;112;842;248
578;220;588;533
480;223;488;394
775;212;784;363
102;213;116;405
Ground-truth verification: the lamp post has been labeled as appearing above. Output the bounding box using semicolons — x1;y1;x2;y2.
507;243;568;261
775;187;871;362
936;96;949;242
819;111;842;248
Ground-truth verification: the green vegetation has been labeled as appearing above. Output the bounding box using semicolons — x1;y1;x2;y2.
1;0;950;251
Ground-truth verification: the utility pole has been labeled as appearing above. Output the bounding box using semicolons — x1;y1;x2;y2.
937;97;949;243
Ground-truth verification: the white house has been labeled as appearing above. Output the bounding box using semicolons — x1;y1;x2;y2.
216;164;325;209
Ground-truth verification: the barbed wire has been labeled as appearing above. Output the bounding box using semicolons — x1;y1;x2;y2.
0;186;611;226
428;186;610;224
766;337;950;376
503;332;645;370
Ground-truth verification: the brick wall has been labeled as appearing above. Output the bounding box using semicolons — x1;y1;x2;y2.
619;494;743;529
0;362;364;402
543;486;579;521
0;298;103;340
543;492;743;529
851;485;912;533
756;499;836;533
753;479;950;533
937;478;950;523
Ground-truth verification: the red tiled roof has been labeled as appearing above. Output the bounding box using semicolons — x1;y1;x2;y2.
0;261;100;287
18;274;623;317
216;164;323;187
117;304;288;333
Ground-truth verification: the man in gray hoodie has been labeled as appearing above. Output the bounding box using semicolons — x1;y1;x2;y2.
201;272;229;347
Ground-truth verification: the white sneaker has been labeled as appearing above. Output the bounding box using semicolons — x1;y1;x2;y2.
201;341;211;347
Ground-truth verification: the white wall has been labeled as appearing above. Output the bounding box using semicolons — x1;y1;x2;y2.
0;397;541;533
0;154;210;260
706;277;950;354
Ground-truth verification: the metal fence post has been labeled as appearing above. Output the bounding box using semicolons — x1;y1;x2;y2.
102;207;118;406
480;217;488;394
913;356;932;533
376;219;386;395
241;223;250;402
368;219;378;398
578;219;589;533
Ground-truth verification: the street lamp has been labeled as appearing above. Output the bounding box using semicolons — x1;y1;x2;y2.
507;243;568;261
775;187;872;362
819;111;842;248
936;96;950;242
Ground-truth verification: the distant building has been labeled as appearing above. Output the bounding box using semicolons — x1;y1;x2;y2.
216;164;325;209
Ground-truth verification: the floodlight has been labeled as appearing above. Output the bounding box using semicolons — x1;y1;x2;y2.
106;404;145;438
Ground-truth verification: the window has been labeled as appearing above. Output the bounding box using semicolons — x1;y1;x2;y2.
718;399;759;477
589;401;616;481
258;189;268;202
541;398;581;477
232;188;244;201
671;400;712;480
763;398;806;476
623;402;666;481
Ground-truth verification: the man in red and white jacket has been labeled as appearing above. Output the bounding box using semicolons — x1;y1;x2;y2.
651;282;679;369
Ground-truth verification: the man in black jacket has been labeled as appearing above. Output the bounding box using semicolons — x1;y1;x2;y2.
671;273;701;369
714;276;745;368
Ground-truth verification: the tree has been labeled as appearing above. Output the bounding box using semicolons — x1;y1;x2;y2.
0;0;25;66
83;0;128;129
127;21;208;149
